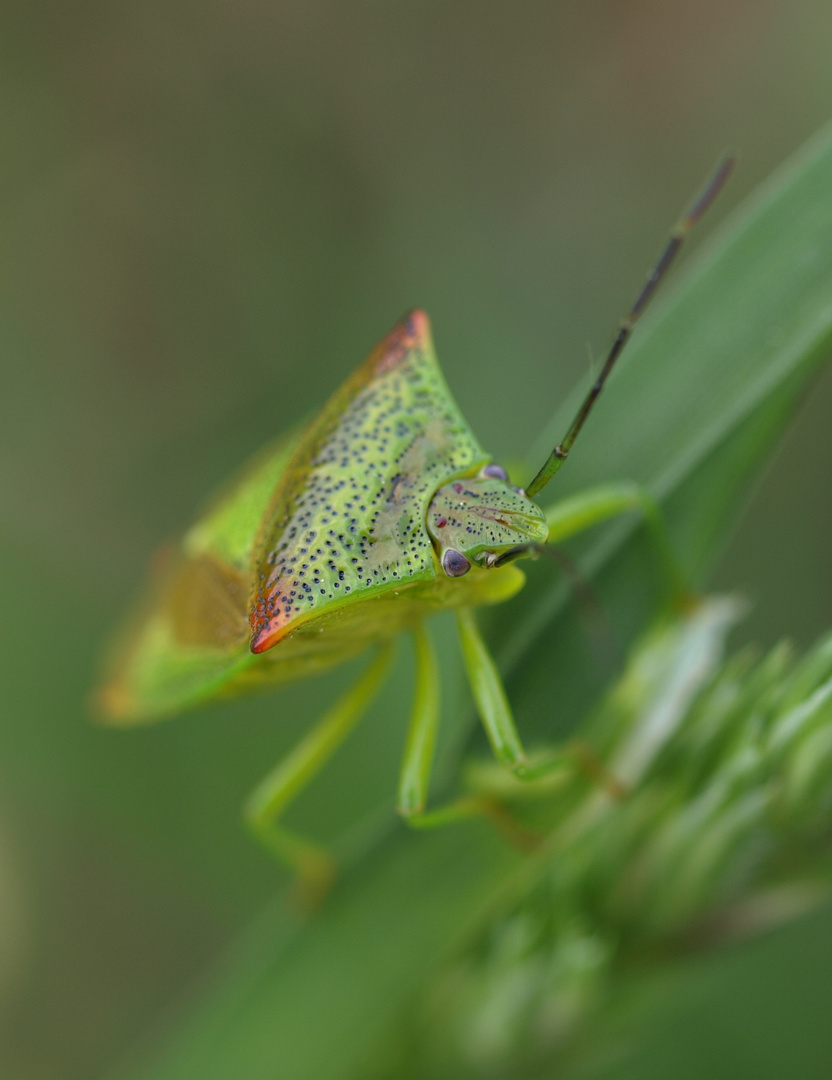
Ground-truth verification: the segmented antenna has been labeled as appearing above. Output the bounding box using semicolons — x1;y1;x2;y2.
526;154;736;500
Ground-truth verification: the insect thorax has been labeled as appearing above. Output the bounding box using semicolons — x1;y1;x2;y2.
249;313;491;652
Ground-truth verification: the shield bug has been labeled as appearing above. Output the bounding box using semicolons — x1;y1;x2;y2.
97;156;734;893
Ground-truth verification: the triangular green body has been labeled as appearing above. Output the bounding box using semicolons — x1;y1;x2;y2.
98;312;525;723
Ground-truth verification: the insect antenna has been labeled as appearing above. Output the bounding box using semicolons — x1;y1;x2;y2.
526;153;736;500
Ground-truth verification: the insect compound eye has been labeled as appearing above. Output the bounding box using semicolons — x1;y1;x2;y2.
442;548;471;578
481;463;509;482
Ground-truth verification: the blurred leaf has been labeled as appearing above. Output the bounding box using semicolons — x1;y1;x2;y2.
109;126;832;1080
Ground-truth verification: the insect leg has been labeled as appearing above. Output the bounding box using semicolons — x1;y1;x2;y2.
456;609;623;794
456;608;529;774
396;623;440;817
397;621;535;845
244;642;393;901
542;481;689;606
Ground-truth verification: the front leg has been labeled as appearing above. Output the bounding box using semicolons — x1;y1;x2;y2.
456;609;623;795
397;622;534;844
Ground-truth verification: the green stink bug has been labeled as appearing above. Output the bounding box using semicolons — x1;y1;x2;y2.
97;157;734;893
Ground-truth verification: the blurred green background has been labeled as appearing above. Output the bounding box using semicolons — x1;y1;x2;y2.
2;3;832;1078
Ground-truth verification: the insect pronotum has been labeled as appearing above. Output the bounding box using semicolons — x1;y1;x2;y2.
97;157;735;896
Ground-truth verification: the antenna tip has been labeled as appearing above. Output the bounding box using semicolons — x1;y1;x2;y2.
686;152;737;227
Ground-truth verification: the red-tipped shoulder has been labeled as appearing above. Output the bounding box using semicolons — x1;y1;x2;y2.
404;309;431;345
249;598;294;653
372;310;434;376
249;619;289;654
